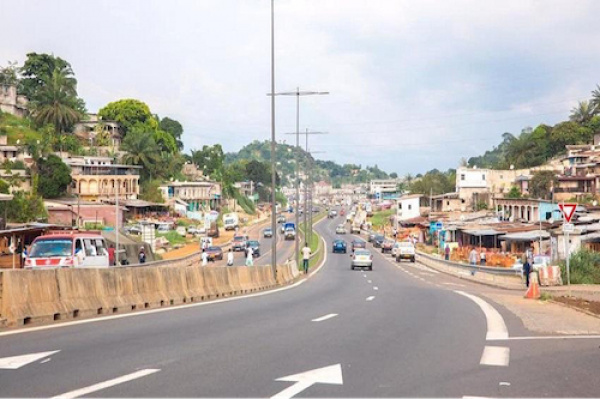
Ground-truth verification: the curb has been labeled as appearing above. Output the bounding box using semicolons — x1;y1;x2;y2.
548;298;600;321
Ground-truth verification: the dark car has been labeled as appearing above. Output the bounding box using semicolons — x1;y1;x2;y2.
367;231;377;243
205;246;223;261
246;240;260;257
381;239;395;254
351;239;367;252
372;235;385;248
332;239;347;254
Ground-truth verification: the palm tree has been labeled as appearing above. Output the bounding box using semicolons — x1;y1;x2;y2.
31;68;82;133
121;131;160;181
569;100;595;124
591;85;600;115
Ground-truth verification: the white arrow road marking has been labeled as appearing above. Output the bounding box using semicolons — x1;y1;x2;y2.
271;364;343;399
51;369;160;399
366;296;375;301
0;350;60;369
312;313;338;322
454;291;508;340
480;346;510;366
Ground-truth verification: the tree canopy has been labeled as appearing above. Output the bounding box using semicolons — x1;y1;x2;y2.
37;154;72;199
98;99;158;135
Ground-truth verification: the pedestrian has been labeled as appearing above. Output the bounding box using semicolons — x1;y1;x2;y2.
469;248;478;265
480;249;486;266
108;244;116;266
523;255;532;287
227;248;234;266
138;247;146;264
393;228;397;239
302;242;311;275
444;244;450;261
201;249;208;266
245;246;254;266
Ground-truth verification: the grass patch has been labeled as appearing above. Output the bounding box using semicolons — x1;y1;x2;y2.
540;292;554;301
370;209;395;230
297;212;326;270
158;231;187;245
0;113;42;145
560;249;600;284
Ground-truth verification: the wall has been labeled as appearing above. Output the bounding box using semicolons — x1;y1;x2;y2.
398;197;422;220
0;261;298;328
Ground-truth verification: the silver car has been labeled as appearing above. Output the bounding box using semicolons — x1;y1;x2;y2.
351;249;373;271
335;224;347;234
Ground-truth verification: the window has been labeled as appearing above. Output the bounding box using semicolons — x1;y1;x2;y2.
408;204;412;210
83;239;97;256
482;174;486;180
461;174;465;181
398;203;402;210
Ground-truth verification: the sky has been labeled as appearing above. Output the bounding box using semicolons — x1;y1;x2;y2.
2;0;600;176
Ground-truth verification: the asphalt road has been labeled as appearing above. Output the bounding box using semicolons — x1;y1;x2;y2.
1;213;600;397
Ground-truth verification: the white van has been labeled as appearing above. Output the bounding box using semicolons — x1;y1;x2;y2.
24;233;110;268
223;213;239;231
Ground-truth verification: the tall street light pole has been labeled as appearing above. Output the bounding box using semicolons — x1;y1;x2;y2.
308;150;326;245
269;0;277;280
277;88;329;263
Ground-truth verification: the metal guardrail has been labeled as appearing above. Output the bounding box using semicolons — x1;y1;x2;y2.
417;251;522;276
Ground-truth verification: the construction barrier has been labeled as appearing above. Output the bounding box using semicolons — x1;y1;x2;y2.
0;262;302;328
538;266;563;286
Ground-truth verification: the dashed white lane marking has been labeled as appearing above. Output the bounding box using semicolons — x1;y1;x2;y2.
463;396;493;399
51;369;160;399
454;291;509;340
363;274;367;278
311;313;338;322
40;358;51;364
366;296;375;301
480;346;510;366
367;280;372;284
443;282;466;287
373;286;379;290
499;382;511;386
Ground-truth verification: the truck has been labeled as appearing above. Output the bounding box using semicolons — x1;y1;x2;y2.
223;212;239;231
351;210;367;234
283;222;296;240
365;202;373;217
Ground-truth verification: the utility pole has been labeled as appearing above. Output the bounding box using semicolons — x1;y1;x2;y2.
277;88;329;265
269;0;277;280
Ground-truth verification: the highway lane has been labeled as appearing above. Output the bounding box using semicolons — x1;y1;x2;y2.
1;215;599;397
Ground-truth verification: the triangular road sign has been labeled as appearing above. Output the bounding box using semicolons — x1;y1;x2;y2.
558;203;577;223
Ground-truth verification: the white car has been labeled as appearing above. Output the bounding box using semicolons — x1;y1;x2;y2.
351;249;373;271
395;241;416;263
335;224;347;234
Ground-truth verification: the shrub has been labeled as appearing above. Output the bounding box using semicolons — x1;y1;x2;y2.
560;249;600;284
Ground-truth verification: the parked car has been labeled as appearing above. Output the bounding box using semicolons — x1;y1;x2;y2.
277;215;286;224
246;240;261;257
156;224;171;233
332;239;347;253
351;249;373;271
25;233;110;269
351;239;367;252
205;246;223;261
176;226;187;237
381;239;395;254
232;235;249;251
335;224;347;234
263;227;273;238
395;241;416;263
372;235;385;248
125;225;142;235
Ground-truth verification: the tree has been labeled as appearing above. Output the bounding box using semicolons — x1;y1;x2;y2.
30;68;83;132
191;145;225;177
19;53;73;97
98;99;158;135
529;171;558;200
160;117;184;150
506;186;522;199
0;61;19;86
0;191;47;223
570;101;595;125
139;180;165;203
591;84;600;115
389;172;398;179
37;154;72;198
120;129;161;181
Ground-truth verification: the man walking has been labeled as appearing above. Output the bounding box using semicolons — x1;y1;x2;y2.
523;255;532;287
201;249;208;266
302;242;311;275
469;248;478;265
245;245;254;266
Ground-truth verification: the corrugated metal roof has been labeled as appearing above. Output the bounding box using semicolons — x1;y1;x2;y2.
500;230;550;241
463;229;504;236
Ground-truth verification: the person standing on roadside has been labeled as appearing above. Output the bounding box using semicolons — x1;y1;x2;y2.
227;248;234;266
523;255;532;287
444;244;450;261
302;243;311;275
469;248;478;265
245;245;254;266
480;249;486;265
138;247;146;264
201;249;208;266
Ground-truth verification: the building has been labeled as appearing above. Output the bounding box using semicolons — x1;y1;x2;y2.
0;85;28;118
431;192;463;213
314;181;332;196
397;194;429;221
181;163;205;181
159;181;222;212
45;199;126;228
369;179;398;198
72;114;123;148
495;198;563;223
64;156;141;202
553;141;600;202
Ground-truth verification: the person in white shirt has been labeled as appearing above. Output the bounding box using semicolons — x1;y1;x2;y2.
245;246;254;266
201;249;208;266
302;243;312;275
227;248;234;266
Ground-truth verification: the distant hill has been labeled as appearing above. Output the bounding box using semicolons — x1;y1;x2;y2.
225;140;394;187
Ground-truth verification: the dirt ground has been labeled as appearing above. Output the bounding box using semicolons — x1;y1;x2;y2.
552;295;600;316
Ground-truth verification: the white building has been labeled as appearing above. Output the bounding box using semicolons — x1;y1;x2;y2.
397;194;429;221
159;181;222;212
369;179;398;197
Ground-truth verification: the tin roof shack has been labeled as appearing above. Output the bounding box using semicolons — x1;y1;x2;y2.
431;192;463;213
0;224;70;269
103;199;169;221
552;221;600;260
499;230;551;256
45;200;127;228
458;228;505;249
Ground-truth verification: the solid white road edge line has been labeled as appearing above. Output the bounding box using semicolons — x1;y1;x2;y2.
366;296;375;301
491;335;600;341
311;313;338;322
51;369;160;399
0;230;330;339
454;291;509;340
480;346;510;366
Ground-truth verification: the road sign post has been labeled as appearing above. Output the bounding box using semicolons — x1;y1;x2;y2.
559;203;577;296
